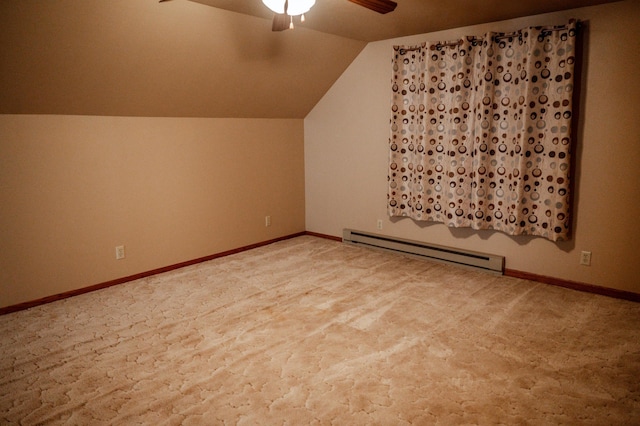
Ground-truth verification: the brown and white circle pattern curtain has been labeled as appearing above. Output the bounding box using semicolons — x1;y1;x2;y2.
388;21;578;241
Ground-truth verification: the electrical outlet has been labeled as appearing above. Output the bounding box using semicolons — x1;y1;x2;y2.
115;245;125;260
265;215;271;227
580;250;591;266
377;219;383;230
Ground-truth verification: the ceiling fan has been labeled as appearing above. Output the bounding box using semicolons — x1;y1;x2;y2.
264;0;397;31
159;0;397;32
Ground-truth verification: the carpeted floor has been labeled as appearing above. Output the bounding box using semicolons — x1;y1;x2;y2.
1;236;639;424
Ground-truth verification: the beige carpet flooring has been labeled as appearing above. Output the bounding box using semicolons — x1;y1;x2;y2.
1;236;639;424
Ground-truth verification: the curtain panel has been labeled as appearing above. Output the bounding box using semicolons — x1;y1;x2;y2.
388;21;578;241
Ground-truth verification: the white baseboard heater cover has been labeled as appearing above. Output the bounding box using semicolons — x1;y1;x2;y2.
343;229;504;274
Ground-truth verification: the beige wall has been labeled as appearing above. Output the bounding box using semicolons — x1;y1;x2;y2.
305;0;640;293
0;115;305;308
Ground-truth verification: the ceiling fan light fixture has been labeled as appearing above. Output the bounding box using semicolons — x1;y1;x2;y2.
262;0;315;16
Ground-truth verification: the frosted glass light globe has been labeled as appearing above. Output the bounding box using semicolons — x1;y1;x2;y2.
262;0;316;16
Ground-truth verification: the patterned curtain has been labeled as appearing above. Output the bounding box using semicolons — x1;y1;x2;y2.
388;21;578;241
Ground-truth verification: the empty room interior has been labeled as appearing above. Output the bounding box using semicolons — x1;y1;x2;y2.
1;0;639;423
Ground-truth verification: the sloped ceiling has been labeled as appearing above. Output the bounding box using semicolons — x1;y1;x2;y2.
192;0;621;41
0;0;365;118
0;0;621;118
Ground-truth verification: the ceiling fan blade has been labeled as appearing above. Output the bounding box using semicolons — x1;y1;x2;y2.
272;13;290;31
348;0;397;14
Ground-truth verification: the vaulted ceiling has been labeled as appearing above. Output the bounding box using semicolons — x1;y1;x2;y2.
192;0;619;41
0;0;621;118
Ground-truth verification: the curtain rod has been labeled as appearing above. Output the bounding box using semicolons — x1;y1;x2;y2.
397;20;581;52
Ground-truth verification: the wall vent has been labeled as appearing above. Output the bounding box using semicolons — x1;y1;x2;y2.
343;229;504;274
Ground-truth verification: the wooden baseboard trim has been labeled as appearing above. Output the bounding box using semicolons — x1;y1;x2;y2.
304;232;639;303
303;231;342;242
0;232;305;316
505;269;640;303
4;232;636;315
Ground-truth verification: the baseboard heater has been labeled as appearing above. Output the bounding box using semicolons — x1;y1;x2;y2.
342;229;505;274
